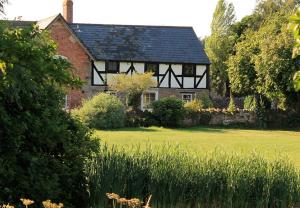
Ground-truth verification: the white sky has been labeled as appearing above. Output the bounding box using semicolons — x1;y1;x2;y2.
4;0;257;37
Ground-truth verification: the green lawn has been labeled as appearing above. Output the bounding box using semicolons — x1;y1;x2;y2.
95;126;300;168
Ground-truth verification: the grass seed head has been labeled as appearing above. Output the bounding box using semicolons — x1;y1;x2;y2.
20;199;34;207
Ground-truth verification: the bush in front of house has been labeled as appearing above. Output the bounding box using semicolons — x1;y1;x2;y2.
199;94;214;108
152;97;185;127
125;108;158;127
72;93;125;129
244;95;257;111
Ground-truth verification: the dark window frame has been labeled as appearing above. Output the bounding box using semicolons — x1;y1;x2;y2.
182;64;196;77
144;62;159;75
105;61;120;73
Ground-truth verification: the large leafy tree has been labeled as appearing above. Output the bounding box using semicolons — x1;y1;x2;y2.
228;0;300;110
205;0;236;96
289;8;300;91
0;24;98;207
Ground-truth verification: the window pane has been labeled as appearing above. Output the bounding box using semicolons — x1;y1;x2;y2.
143;92;156;108
182;94;193;103
145;63;158;74
183;64;195;76
106;61;119;72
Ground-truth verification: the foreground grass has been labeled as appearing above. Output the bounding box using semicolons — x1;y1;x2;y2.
94;126;300;168
88;145;300;208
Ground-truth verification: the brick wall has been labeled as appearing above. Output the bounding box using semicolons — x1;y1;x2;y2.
49;18;91;108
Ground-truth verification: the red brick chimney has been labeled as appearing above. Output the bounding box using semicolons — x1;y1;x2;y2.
63;0;73;23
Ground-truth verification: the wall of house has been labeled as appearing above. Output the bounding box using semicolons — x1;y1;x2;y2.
92;61;208;89
49;18;91;108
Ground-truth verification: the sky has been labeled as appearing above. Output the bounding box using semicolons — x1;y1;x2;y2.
4;0;257;37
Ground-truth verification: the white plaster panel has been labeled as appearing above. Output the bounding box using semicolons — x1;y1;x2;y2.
171;75;180;88
172;64;182;75
120;62;131;73
93;69;103;85
159;64;169;74
197;74;207;89
134;63;144;73
94;61;105;72
159;76;169;88
183;77;194;88
196;65;206;76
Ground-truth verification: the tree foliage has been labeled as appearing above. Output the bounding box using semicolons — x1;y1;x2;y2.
205;0;236;95
0;24;99;207
109;72;156;109
228;0;300;110
289;7;300;91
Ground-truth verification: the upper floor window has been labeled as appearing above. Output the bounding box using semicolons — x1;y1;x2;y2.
183;64;195;76
105;61;119;73
145;63;159;75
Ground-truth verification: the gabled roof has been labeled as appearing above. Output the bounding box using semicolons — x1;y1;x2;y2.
3;15;210;65
37;14;60;29
68;23;210;64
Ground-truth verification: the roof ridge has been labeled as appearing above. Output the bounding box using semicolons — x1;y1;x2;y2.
68;22;193;29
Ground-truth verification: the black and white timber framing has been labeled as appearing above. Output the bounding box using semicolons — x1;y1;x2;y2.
92;60;209;89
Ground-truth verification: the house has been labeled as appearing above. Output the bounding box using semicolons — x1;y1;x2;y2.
9;0;210;110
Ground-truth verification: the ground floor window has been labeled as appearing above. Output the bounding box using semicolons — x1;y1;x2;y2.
181;93;194;103
141;91;158;110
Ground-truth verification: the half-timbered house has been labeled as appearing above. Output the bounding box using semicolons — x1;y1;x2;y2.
10;0;210;110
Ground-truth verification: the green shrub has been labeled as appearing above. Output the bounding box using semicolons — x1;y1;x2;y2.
152;97;185;127
125;108;158;127
244;95;257;111
0;25;98;207
199;94;214;108
72;93;125;129
184;99;204;113
228;96;237;112
88;145;300;208
198;111;212;125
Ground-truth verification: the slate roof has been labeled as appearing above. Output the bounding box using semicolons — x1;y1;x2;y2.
68;23;210;64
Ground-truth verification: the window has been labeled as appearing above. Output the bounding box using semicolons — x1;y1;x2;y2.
181;93;194;103
145;63;159;75
141;91;158;110
183;64;195;76
105;61;119;73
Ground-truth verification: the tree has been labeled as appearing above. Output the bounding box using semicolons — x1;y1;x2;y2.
228;1;300;110
0;24;98;207
205;0;236;96
108;73;156;109
289;7;300;91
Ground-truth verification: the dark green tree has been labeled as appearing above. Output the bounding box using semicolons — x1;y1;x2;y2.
289;7;300;91
228;1;300;110
205;0;236;96
0;24;99;207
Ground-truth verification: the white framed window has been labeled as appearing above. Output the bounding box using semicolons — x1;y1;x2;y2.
181;93;194;103
141;91;158;111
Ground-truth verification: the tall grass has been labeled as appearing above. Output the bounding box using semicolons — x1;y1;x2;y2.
87;145;300;208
